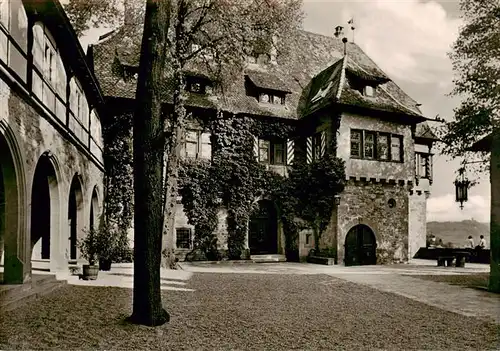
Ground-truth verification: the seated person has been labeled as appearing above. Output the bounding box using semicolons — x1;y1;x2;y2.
479;235;486;249
466;235;474;249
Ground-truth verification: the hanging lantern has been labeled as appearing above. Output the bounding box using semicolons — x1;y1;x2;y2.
454;168;470;210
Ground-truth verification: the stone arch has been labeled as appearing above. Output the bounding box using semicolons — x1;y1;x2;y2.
30;151;61;264
89;185;100;230
68;174;85;260
344;224;377;266
0;121;29;283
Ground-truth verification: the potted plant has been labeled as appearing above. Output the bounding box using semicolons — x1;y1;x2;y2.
96;222;115;271
78;227;99;280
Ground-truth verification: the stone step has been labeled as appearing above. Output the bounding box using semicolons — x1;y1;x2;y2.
0;275;67;312
250;254;286;263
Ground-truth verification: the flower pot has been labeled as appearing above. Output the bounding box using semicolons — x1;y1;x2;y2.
99;258;112;271
82;264;99;280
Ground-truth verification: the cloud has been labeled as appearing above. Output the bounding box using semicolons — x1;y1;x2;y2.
427;194;490;222
303;0;462;85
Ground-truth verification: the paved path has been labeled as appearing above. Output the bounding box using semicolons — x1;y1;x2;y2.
181;260;500;324
21;260;498;324
326;272;500;324
57;264;194;292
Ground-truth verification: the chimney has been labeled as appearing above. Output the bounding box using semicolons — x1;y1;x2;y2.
334;26;344;38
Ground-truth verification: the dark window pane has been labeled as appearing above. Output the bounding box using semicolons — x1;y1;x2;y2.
176;228;192;249
274;142;284;164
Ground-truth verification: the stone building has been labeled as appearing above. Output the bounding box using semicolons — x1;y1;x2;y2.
90;20;437;264
0;0;105;284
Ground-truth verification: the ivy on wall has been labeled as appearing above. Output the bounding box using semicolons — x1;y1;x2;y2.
179;112;346;260
101;107;345;261
101;112;134;259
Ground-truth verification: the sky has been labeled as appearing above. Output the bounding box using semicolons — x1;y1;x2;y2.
80;0;491;223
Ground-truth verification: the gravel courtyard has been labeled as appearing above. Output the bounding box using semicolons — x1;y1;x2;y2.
1;273;499;350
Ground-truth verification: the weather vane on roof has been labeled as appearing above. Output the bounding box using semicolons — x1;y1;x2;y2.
348;18;355;44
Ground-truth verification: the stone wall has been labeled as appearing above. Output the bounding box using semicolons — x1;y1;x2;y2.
0;78;104;280
408;192;428;259
337;112;414;182
336;180;410;264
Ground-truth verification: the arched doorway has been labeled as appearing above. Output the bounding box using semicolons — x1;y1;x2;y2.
249;200;278;255
344;224;377;266
30;154;58;260
68;175;83;260
0;125;28;284
90;186;99;230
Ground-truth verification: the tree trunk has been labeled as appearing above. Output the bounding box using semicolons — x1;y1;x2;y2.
130;0;171;327
489;124;500;293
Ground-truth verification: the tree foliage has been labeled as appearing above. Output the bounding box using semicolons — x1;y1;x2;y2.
440;0;500;293
64;0;122;36
439;0;499;161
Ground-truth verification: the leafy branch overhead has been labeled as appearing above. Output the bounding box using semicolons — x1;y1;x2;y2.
438;0;499;163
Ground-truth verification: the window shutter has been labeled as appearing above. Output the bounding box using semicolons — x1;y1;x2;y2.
320;131;326;157
306;136;313;163
427;155;433;184
253;135;259;160
286;139;294;165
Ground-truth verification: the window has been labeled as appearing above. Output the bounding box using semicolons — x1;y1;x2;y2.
350;130;362;158
259;92;285;105
391;135;402;162
377;134;389;160
181;130;212;160
176;228;192;249
186;76;211;94
364;86;375;97
350;129;403;162
258;138;286;165
32;23;67;119
364;132;375;159
258;139;270;163
416;153;432;179
69;77;89;142
0;0;28;81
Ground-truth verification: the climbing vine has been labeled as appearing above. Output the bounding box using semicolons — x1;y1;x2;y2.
179;113;345;261
101;107;345;262
101;111;134;261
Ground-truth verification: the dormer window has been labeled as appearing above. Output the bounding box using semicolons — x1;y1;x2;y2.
259;92;285;105
245;71;290;106
190;82;202;93
185;75;212;94
364;85;375;97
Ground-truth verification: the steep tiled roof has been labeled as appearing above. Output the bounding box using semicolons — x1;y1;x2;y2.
245;70;291;93
90;27;424;121
415;122;440;142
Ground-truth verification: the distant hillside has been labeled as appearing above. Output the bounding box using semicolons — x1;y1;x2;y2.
427;220;490;247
